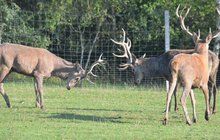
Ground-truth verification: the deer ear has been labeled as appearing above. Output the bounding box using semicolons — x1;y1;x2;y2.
132;53;136;60
141;53;146;58
193;32;199;44
132;53;137;64
75;61;79;64
205;33;213;44
74;61;80;69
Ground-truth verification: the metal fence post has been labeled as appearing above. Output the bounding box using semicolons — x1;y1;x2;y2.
165;10;170;92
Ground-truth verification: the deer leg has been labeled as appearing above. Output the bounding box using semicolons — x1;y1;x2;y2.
0;67;11;108
0;83;11;108
181;86;192;125
173;84;178;112
163;75;177;125
168;93;172;112
201;84;211;121
164;83;176;113
212;83;217;114
189;90;197;123
34;73;44;109
208;82;213;113
34;79;40;108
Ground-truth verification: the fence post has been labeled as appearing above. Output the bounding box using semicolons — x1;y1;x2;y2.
164;10;170;92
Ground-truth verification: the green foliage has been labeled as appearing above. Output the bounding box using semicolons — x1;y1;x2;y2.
0;0;217;47
0;0;51;47
0;0;218;53
0;0;219;83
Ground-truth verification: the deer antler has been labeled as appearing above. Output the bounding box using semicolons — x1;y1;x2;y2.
111;28;133;70
176;4;194;37
217;7;220;16
211;28;220;39
87;53;105;77
86;53;106;84
212;7;220;38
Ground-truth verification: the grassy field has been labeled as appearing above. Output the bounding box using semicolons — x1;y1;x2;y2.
0;82;220;139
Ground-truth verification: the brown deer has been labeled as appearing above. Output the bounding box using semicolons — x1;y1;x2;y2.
0;43;105;109
111;29;219;113
163;5;220;125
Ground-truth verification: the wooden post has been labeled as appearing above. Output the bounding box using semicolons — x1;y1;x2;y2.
165;10;170;92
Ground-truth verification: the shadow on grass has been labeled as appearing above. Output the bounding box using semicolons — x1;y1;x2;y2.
47;107;142;113
66;107;135;112
47;113;126;123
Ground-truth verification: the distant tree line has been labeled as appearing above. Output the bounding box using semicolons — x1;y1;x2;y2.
0;0;219;83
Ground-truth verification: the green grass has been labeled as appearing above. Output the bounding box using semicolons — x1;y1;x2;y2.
0;82;219;139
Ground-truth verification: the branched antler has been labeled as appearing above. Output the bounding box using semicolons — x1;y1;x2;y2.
176;5;220;42
217;7;220;16
87;53;105;77
111;28;133;70
176;4;194;37
211;7;220;38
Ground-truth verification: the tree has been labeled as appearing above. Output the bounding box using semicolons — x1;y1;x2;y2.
0;0;51;47
1;0;219;83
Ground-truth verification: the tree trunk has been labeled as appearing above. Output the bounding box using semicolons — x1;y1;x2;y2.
111;7;117;84
84;21;102;71
79;31;85;66
0;24;4;44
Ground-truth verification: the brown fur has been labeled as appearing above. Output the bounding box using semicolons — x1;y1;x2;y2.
163;34;213;125
131;49;219;113
112;29;219;114
0;43;86;109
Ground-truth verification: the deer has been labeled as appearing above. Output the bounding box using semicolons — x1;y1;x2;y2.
111;29;219;114
163;5;220;125
0;43;105;109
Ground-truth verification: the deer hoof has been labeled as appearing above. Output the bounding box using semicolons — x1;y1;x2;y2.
35;102;41;108
186;121;192;126
205;111;210;121
192;118;197;123
212;109;217;114
174;108;179;112
162;118;168;125
7;103;11;108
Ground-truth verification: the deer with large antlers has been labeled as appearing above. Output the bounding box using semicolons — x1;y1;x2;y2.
111;29;219;113
163;5;220;125
0;43;105;109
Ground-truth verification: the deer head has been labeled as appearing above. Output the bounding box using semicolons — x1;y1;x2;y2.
66;54;105;90
66;63;86;90
111;29;146;85
176;5;220;52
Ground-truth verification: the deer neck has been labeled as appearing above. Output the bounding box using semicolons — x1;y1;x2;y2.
195;46;209;55
195;46;209;63
143;57;163;77
195;46;209;81
52;59;75;79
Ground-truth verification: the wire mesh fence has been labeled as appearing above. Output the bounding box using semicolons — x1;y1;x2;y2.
1;9;220;88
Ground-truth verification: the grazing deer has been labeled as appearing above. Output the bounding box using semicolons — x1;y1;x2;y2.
163;5;220;125
111;29;219;113
0;43;105;109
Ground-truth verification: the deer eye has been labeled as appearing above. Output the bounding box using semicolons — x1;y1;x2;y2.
131;68;135;74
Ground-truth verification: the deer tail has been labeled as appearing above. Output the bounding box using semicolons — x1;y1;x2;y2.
168;59;179;93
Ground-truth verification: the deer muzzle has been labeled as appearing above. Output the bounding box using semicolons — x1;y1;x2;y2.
66;77;81;90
